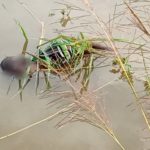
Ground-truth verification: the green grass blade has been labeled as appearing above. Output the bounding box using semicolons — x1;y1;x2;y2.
18;79;23;101
43;72;51;90
17;22;28;55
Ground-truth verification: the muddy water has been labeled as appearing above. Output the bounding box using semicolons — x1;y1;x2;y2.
0;0;148;150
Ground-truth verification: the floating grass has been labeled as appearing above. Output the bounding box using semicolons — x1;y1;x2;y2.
123;0;150;130
109;0;150;132
17;22;29;55
16;22;28;100
0;4;122;150
43;72;51;90
1;1;146;150
82;0;150;149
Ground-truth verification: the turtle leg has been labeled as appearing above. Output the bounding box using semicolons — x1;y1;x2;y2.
91;42;112;51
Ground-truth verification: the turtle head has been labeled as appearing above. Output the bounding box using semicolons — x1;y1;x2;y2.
0;55;30;78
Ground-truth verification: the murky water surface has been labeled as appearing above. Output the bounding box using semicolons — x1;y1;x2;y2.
0;0;148;150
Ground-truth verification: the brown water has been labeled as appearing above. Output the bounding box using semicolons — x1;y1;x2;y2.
0;0;148;150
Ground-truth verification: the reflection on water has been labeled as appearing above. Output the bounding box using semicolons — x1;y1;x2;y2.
0;0;148;150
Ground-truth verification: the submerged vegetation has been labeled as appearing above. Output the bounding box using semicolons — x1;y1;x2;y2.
2;0;150;149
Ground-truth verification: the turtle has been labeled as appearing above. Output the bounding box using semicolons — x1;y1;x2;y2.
0;35;112;79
